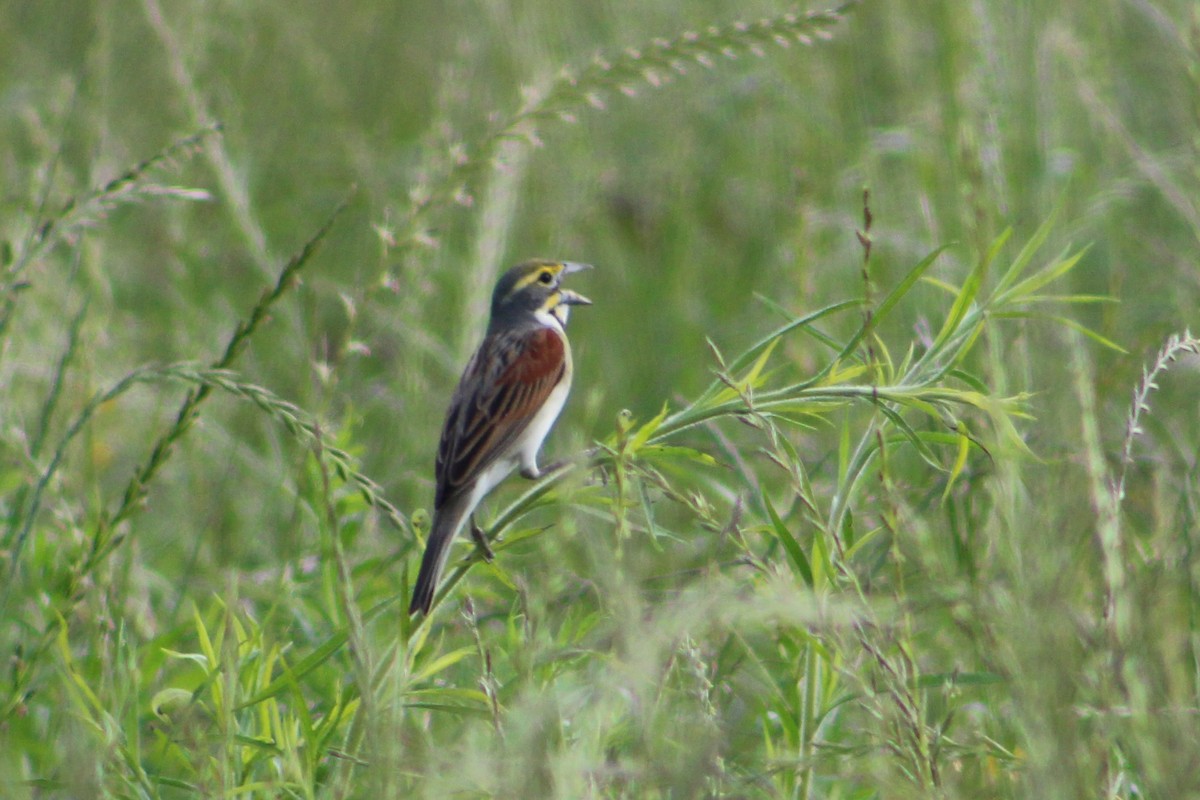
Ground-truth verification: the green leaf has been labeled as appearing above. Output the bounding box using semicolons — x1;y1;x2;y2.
822;246;950;381
404;702;493;718
491;525;551;549
941;424;972;503
995;312;1127;354
1018;293;1116;305
238;629;349;708
405;687;491;705
638;444;719;465
483;558;516;589
726;299;861;377
742;337;779;388
873;245;950;327
234;735;284;755
875;405;940;469
837;411;852;499
993;196;1062;297
932;231;1007;353
763;493;812;586
843;524;885;561
410;646;476;683
998;245;1087;303
193;604;218;668
161;649;211;669
916;671;1004;689
920;275;962;295
813;517;833;589
948;368;989;394
150;687;195;720
628;403;670;451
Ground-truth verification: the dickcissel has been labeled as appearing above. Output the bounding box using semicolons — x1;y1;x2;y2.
409;259;592;615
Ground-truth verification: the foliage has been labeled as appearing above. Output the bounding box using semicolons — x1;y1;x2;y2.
2;1;1200;798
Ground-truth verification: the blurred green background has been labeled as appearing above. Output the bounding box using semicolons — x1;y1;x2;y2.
2;0;1200;797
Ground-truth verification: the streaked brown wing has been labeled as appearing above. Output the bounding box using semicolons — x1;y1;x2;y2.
435;326;566;508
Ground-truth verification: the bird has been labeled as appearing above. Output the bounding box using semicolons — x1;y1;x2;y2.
409;259;593;615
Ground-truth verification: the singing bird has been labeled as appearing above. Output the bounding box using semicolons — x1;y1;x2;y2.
409;259;592;615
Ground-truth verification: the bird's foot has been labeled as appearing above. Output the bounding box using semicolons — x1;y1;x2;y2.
520;459;571;481
469;516;494;562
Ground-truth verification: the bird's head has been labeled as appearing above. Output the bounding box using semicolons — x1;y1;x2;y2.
489;259;592;331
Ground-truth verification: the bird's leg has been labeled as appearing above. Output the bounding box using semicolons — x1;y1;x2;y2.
520;459;571;480
469;514;494;562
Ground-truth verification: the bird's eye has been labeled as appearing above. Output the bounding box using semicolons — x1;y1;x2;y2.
538;271;554;285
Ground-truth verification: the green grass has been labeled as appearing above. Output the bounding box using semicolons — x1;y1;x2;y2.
3;0;1200;797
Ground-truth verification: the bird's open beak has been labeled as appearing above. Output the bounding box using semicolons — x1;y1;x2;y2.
559;262;593;305
558;289;592;306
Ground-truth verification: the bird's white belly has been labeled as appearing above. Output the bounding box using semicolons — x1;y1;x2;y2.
516;376;570;469
467;458;517;511
466;364;571;512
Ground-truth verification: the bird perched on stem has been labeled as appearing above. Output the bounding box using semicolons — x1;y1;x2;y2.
409;259;592;615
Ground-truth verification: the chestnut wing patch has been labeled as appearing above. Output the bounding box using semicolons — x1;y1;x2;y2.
435;327;565;507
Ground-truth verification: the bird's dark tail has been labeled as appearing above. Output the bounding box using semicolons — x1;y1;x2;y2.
409;494;471;615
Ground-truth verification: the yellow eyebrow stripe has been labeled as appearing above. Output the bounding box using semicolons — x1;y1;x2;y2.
512;262;563;291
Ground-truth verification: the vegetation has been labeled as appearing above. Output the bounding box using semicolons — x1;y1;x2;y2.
3;0;1200;797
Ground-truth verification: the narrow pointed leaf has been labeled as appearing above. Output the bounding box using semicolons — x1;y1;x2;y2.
941;425;972;503
994;195;1062;296
763;493;812;586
